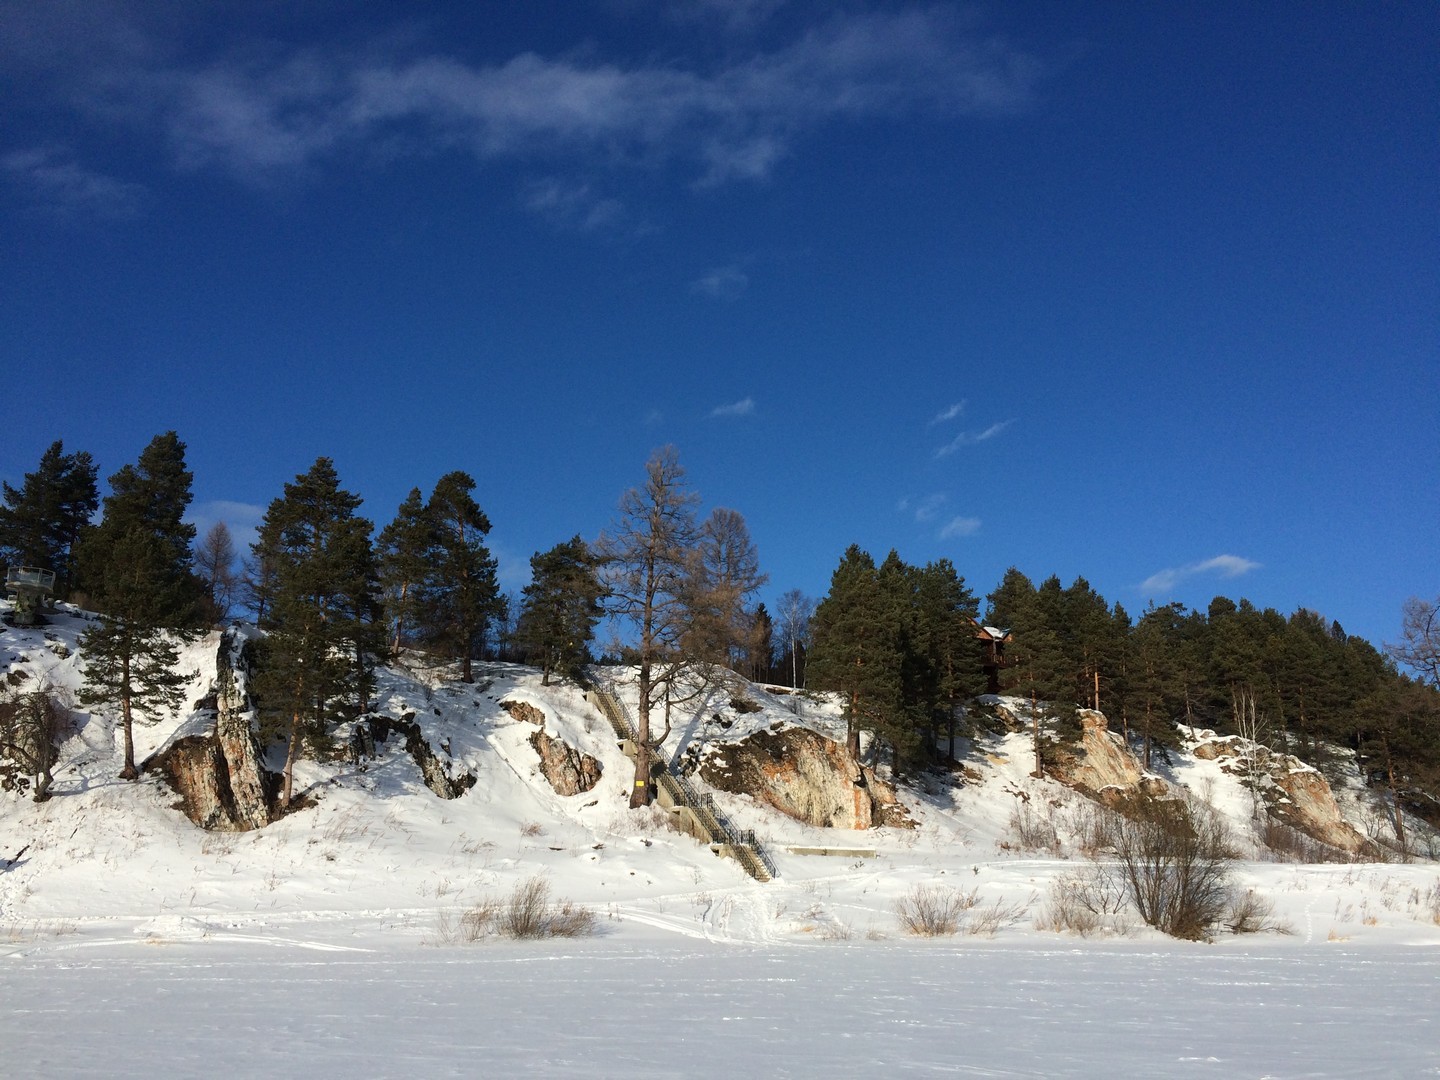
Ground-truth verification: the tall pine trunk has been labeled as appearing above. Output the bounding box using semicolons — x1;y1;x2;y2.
118;652;138;781
281;705;301;809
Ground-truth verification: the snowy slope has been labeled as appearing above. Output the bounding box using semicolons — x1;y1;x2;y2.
2;602;1438;955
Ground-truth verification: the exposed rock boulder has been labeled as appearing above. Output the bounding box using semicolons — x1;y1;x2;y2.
529;730;602;796
148;736;238;831
363;712;476;799
500;700;545;725
213;628;274;829
1191;733;1367;853
146;628;277;831
1051;709;1163;807
699;724;914;830
1271;768;1368;853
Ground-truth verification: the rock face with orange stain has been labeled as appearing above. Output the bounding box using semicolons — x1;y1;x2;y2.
500;700;546;725
1191;733;1368;853
145;628;277;831
1050;709;1164;806
528;729;602;796
698;724;914;830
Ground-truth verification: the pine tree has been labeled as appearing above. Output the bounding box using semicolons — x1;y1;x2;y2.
988;572;1071;775
747;603;774;683
1062;576;1120;712
809;545;902;763
75;434;203;780
376;487;435;656
418;471;502;684
0;440;99;595
516;536;604;686
1132;604;1184;770
912;559;982;763
250;458;380;808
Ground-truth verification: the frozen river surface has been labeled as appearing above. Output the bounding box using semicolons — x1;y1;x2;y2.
4;934;1435;1078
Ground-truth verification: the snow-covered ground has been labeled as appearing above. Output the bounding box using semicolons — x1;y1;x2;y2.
3;605;1438;1077
5;934;1437;1078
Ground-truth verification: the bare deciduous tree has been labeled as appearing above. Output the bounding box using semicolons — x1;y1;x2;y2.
0;685;68;801
776;589;814;690
596;447;702;808
1389;596;1440;688
691;507;767;670
194;521;239;625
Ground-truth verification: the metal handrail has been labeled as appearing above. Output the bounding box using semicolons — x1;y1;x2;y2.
588;669;774;881
5;566;55;590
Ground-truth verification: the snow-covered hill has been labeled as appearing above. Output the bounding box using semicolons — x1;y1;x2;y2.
2;602;1437;954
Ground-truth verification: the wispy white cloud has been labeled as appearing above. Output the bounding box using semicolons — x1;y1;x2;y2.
31;9;1040;187
522;177;624;231
691;264;749;301
2;145;145;219
1141;554;1262;595
897;492;947;523
660;0;790;32
928;401;966;426
939;515;981;539
710;397;756;418
935;419;1014;457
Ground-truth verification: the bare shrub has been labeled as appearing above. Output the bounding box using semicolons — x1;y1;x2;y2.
1225;889;1293;935
1064;801;1121;857
546;899;600;938
1423;881;1440;926
894;884;978;936
0;685;69;800
1259;818;1356;864
1038;865;1130;937
519;821;544;838
967;894;1035;937
1111;798;1236;940
437;876;597;943
818;920;854;941
458;898;499;942
1004;802;1059;854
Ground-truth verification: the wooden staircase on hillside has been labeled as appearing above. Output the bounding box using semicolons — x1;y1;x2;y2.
585;683;775;883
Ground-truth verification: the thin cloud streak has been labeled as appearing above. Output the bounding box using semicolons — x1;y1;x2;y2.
691;265;749;301
1141;554;1262;595
935;419;1014;457
928;401;965;426
939;515;981;539
2;145;145;219
32;10;1041;186
898;493;947;523
710;397;756;418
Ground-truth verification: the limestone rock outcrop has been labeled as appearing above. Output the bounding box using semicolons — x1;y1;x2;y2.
1191;733;1367;852
362;712;477;800
147;628;276;831
1050;709;1167;806
529;730;602;796
699;724;914;830
500;700;546;725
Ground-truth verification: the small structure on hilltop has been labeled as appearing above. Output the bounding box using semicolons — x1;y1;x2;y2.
973;621;1014;695
5;566;56;627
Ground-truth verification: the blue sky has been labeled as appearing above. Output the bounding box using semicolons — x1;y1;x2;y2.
2;1;1435;647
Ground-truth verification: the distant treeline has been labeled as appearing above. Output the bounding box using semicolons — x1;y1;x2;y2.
3;436;1437;825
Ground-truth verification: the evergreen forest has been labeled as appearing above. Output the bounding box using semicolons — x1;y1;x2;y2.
3;435;1437;829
